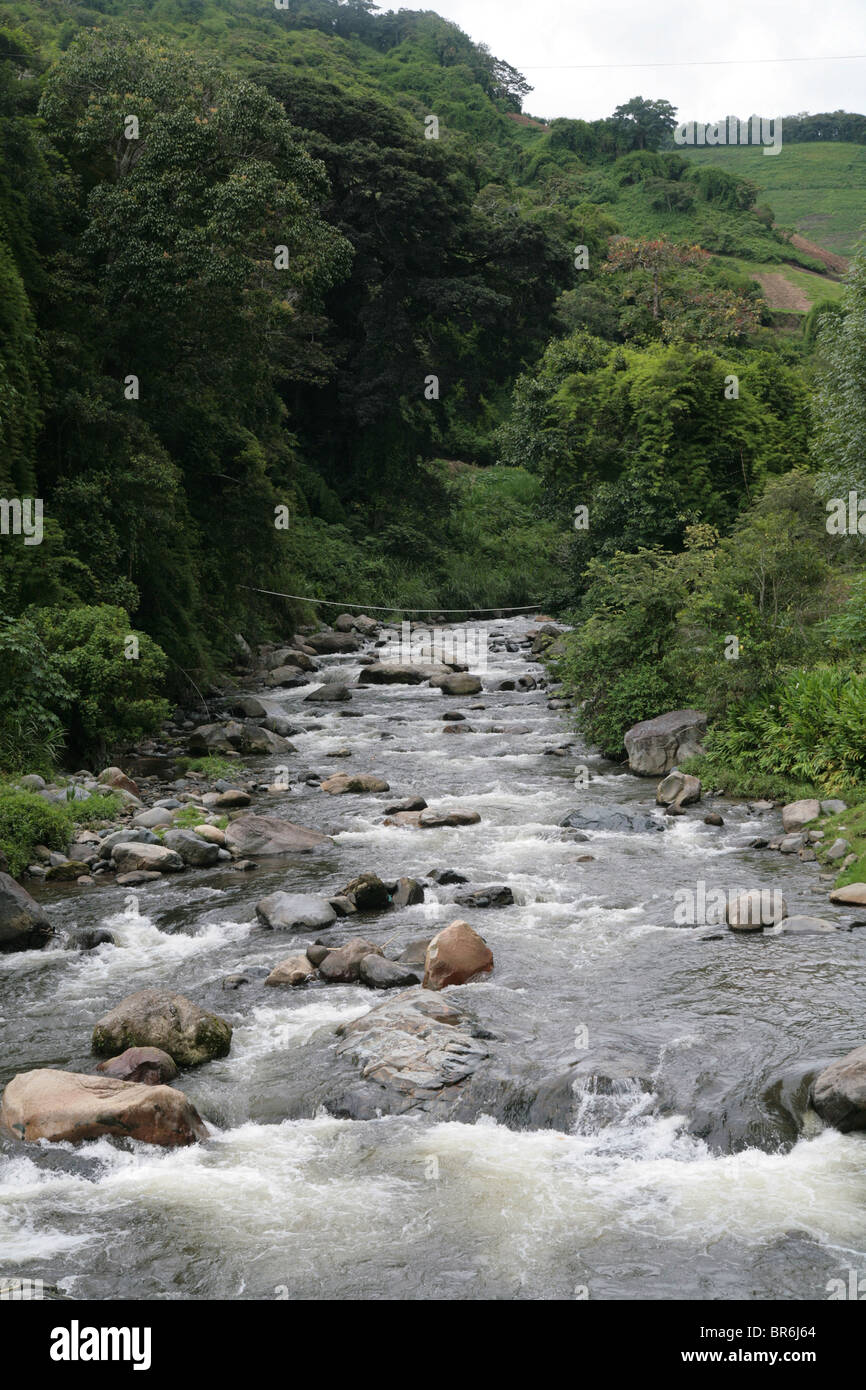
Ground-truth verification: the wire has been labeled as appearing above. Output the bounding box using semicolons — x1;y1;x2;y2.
521;54;866;70
238;584;550;614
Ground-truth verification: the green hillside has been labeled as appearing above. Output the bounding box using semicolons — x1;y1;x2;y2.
0;0;861;779
681;141;866;258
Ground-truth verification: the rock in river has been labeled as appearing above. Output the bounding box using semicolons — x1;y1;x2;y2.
92;989;232;1067
255;892;337;931
320;773;390;795
0;873;54;952
0;1069;207;1147
423;920;494;990
96;1047;178;1084
334;987;490;1111
110;843;185;875
225;814;331;857
812;1044;866;1132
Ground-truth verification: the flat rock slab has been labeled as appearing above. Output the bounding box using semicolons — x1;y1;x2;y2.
225;815;331;857
334;987;490;1109
0;1069;207;1147
255;892;337;931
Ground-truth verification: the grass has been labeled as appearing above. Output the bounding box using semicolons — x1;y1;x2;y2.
0;786;122;879
680;753;824;804
814;802;866;888
680;143;866;258
159;806;228;832
174;755;240;779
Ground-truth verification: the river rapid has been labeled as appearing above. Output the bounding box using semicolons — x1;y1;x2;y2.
2;616;865;1302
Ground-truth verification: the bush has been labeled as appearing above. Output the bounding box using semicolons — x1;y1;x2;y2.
0;612;70;774
33;605;170;762
0;786;121;878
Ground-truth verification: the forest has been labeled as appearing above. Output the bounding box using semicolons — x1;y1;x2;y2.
0;0;864;805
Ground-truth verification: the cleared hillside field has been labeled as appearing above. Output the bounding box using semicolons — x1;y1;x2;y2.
681;142;866;257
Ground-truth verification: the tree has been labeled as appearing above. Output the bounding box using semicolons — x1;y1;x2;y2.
611;96;678;151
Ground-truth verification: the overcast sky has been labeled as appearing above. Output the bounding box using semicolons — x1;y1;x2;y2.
418;0;866;122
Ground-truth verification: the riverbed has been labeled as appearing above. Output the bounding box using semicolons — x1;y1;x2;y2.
2;617;865;1301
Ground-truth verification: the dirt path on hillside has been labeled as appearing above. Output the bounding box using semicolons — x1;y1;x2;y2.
784;233;848;275
752;272;812;312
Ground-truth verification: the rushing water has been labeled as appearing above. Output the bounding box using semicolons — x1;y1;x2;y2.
2;617;865;1301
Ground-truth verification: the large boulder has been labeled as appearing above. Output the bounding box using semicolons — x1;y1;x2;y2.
334;987;489;1106
95;1047;178;1085
224;814;331;857
781;799;822;833
255;892;337;931
162;829;220;868
92;990;232;1068
0;1069;207;1147
0;874;54;952
432;672;483;696
423;920;494;990
237;724;294;755
110;843;185;874
454;886;514;909
320;773;389;795
812;1045;866;1132
624;709;707;776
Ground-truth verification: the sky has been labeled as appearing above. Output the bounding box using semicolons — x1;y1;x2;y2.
416;0;866;123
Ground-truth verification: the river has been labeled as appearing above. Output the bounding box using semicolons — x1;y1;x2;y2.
2;616;865;1301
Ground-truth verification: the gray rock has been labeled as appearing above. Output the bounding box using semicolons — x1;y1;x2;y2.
319;939;383;983
132;807;174;829
391;877;425;907
560;806;665;834
359;955;422;989
781;799;821;833
825;838;850;861
812;1045;866;1131
432;672;483;696
224;815;331;857
821;799;847;816
454;886;515;909
304;684;351;703
623;709;707;775
776;915;837;935
255;892;337;931
111;843;185;874
92;989;232;1067
0;874;54;952
162;829;220;868
334;987;490;1109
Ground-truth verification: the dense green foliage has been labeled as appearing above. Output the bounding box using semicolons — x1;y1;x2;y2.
0;784;121;877
0;0;862;802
